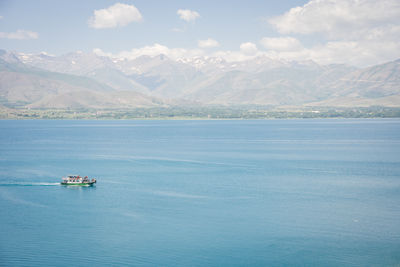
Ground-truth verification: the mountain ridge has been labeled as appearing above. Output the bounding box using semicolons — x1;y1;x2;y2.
1;49;399;109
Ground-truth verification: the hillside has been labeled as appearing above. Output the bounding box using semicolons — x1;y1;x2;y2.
0;51;163;109
0;49;399;110
307;59;400;107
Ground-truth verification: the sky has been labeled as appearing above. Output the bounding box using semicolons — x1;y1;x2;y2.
0;0;400;67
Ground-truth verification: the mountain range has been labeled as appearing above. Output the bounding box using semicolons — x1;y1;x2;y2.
1;49;399;109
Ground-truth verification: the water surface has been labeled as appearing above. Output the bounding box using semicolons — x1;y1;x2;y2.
0;119;399;266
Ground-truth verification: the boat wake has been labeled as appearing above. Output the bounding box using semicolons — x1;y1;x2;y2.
0;182;60;187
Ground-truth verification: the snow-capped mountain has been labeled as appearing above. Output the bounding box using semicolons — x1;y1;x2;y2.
1;49;399;109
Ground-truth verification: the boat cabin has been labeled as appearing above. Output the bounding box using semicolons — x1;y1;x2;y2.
61;175;96;185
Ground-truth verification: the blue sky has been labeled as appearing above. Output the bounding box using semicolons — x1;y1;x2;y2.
1;0;400;66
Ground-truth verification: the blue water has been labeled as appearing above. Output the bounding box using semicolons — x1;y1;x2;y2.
0;119;400;266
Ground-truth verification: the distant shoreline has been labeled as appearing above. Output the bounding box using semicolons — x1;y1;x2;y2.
1;106;399;120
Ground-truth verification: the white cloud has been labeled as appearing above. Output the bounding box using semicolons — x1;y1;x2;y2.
0;30;38;40
94;43;281;63
94;43;262;63
93;48;113;57
240;42;258;55
269;0;400;38
306;40;400;66
105;43;205;60
95;44;257;62
260;37;302;51
93;23;400;67
88;3;142;29
198;38;219;48
0;16;3;19
266;0;400;66
177;9;200;22
255;39;400;67
119;44;170;59
95;38;400;66
213;50;255;62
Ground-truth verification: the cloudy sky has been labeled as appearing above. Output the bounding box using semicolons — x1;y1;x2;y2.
1;0;399;66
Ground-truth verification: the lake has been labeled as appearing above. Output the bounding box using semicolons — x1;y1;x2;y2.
0;119;399;266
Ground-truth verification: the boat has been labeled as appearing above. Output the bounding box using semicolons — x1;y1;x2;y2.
61;175;96;186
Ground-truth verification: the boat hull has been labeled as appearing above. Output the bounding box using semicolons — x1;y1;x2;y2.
60;182;95;186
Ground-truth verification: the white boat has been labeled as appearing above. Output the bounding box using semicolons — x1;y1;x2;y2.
61;175;96;186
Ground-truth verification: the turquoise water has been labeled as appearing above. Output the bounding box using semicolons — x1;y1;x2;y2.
0;119;400;266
